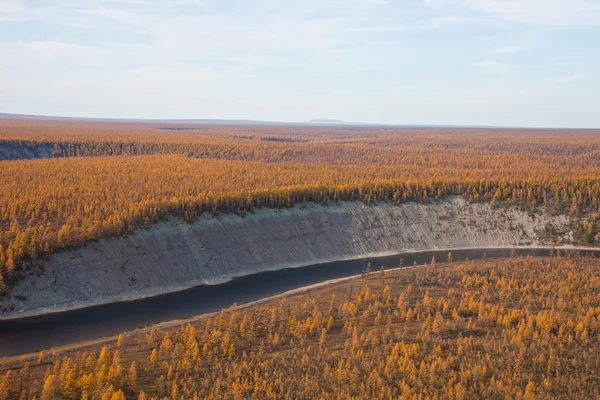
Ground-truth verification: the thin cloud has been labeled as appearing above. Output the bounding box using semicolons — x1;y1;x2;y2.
1;0;598;127
350;15;480;32
470;60;510;73
491;45;529;54
0;41;106;69
546;73;585;83
349;0;390;8
426;0;600;26
0;0;23;14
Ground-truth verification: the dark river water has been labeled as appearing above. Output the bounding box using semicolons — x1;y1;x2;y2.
0;247;596;358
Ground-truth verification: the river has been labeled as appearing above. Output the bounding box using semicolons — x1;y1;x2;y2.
0;247;595;358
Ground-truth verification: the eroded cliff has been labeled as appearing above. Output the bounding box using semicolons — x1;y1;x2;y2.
0;198;571;318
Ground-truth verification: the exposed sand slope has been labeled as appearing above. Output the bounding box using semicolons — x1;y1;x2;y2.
0;198;571;319
0;143;53;160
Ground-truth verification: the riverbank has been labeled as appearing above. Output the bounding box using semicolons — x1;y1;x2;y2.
0;255;428;363
3;246;598;360
0;197;574;319
2;247;597;363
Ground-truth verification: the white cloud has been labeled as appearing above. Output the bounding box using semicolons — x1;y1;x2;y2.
0;0;23;14
0;0;598;127
426;0;600;26
0;41;106;69
349;15;480;32
343;0;390;9
546;73;585;83
470;60;510;73
466;0;600;25
491;45;529;54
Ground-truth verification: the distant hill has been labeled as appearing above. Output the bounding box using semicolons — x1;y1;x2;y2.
0;113;288;126
0;112;586;130
0;112;380;127
307;119;349;125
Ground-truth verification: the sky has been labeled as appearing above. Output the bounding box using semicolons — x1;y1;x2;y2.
0;0;599;127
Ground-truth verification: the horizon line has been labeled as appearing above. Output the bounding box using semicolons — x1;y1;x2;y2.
0;112;598;131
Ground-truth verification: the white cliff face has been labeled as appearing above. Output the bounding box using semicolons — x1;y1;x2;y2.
0;198;571;318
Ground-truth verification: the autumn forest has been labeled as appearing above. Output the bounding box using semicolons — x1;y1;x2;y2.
1;118;600;399
1;253;599;399
1;119;600;292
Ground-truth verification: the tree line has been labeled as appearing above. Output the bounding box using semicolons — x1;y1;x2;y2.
1;156;600;291
2;125;600;290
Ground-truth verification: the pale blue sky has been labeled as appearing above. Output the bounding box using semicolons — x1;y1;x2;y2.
0;0;599;127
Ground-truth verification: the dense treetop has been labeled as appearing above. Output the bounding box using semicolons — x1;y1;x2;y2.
1;119;600;290
1;254;599;399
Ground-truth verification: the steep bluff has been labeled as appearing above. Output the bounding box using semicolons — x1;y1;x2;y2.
0;198;571;318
